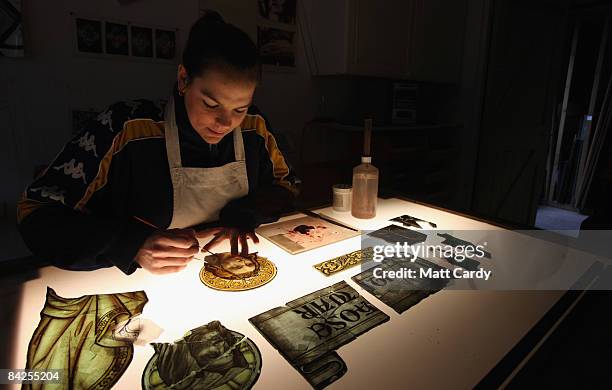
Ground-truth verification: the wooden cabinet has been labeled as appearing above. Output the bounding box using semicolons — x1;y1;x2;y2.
307;0;467;83
347;0;413;77
297;121;461;208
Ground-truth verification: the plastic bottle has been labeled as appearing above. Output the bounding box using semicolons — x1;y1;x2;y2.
351;118;379;219
351;156;379;218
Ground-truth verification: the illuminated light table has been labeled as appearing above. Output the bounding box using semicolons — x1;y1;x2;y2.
7;197;600;389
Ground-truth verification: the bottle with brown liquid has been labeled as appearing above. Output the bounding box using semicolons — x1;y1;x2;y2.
351;156;379;218
351;118;379;219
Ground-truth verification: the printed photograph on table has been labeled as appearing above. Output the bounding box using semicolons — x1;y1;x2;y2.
155;28;176;59
257;0;296;25
256;216;361;254
75;17;102;54
257;26;295;68
105;21;129;55
143;321;262;390
131;25;153;57
0;0;24;57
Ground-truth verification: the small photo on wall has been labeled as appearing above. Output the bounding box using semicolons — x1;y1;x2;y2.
0;0;25;57
258;0;296;25
130;25;153;57
75;18;102;53
105;22;128;55
258;26;295;67
155;29;176;60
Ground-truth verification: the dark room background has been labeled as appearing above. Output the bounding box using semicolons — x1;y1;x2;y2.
1;0;611;239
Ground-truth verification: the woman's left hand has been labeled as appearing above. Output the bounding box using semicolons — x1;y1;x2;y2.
197;227;259;256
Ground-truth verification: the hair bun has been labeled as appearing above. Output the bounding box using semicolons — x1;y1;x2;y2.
182;10;259;81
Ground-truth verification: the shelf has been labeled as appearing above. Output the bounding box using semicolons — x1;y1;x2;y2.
299;121;460;207
313;121;463;133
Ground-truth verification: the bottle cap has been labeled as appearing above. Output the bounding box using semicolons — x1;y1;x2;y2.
361;156;372;163
332;184;352;193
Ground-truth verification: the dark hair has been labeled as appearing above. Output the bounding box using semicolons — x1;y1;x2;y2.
182;11;259;81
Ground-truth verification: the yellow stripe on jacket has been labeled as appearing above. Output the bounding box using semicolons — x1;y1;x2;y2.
241;114;297;195
17;120;164;222
75;120;164;210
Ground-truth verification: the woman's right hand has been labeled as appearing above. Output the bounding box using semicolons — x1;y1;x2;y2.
135;229;200;274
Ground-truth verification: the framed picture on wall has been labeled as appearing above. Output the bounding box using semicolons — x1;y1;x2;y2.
0;0;25;57
71;13;177;63
130;25;153;58
155;28;176;60
257;26;295;70
75;18;102;54
257;0;296;26
105;21;128;55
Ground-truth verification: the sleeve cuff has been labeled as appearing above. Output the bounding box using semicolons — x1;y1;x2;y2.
219;186;296;231
104;218;155;274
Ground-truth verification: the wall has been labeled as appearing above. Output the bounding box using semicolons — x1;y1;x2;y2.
0;0;197;209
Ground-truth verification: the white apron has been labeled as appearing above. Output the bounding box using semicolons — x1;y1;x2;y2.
164;96;249;229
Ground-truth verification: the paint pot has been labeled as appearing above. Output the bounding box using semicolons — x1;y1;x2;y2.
332;184;352;212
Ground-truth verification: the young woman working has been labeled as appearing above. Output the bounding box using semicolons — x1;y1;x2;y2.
17;13;297;275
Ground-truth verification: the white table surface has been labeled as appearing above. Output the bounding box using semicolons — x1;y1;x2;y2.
7;198;594;389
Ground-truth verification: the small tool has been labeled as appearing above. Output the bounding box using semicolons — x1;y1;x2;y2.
133;215;210;260
200;247;224;263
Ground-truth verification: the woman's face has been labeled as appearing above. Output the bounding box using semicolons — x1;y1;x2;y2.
220;256;257;276
178;64;256;144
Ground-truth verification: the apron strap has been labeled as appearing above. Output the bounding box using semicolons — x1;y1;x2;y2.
165;95;247;167
233;126;246;162
164;96;182;169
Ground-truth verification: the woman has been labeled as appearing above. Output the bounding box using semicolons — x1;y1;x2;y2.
205;253;260;280
17;13;297;275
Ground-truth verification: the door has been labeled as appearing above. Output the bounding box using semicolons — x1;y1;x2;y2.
410;0;467;82
472;0;569;226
